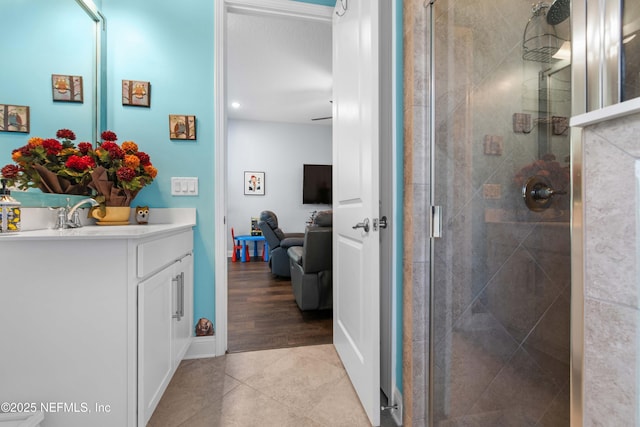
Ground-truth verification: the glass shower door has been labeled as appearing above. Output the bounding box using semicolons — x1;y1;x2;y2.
430;1;571;425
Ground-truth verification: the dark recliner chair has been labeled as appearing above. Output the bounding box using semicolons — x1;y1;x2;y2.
258;210;304;277
287;210;332;311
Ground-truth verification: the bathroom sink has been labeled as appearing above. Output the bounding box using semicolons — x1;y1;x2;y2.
0;223;192;240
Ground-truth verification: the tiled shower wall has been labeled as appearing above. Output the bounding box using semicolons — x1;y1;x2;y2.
402;1;430;426
582;112;640;425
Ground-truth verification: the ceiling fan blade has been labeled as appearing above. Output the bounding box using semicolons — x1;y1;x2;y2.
311;116;332;121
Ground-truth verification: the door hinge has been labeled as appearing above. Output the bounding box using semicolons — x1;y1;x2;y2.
431;205;442;238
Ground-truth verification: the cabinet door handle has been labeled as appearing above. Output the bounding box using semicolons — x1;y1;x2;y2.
172;276;181;320
179;272;185;320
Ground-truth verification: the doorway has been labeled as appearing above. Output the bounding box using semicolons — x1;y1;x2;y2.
223;7;334;354
215;2;398;425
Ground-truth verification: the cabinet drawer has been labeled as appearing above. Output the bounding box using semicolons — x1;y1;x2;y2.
137;231;193;278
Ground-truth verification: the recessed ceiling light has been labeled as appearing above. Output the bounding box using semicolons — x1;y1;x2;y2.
231;102;241;109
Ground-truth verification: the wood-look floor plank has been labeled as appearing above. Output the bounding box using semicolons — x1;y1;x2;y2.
227;258;332;353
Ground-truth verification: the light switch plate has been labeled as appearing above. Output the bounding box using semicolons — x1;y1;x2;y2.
171;177;199;196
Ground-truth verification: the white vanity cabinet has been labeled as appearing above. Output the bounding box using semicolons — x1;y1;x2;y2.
137;231;193;426
0;223;194;427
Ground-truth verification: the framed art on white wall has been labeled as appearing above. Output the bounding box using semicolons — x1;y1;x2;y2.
244;171;264;195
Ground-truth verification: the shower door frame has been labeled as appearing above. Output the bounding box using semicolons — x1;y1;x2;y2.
426;1;577;425
570;0;586;424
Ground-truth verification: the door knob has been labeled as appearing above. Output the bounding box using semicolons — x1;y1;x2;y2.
352;218;370;232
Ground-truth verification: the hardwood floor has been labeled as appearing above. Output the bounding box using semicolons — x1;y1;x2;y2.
227;257;332;353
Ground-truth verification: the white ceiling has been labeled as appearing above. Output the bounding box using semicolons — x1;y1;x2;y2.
226;12;333;125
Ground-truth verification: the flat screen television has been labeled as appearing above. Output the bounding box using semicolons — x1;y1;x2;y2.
303;164;332;204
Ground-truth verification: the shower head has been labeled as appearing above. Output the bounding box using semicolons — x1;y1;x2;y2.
547;0;570;25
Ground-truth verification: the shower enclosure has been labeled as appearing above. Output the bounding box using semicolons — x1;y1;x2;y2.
429;1;571;424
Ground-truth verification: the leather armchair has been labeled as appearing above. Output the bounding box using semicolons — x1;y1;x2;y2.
287;210;332;311
258;210;304;277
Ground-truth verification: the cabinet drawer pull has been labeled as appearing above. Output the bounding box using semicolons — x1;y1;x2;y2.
172;276;181;319
178;272;185;320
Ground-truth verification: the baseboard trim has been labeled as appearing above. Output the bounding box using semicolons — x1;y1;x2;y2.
184;336;217;359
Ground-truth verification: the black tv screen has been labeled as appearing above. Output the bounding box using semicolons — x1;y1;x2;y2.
303;164;332;204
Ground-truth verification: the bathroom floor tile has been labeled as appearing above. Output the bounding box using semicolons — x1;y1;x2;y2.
150;344;396;427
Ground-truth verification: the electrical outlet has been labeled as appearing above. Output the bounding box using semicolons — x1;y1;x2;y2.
171;177;199;196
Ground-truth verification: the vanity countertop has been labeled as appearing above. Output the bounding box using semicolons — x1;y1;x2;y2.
0;207;196;241
0;222;194;241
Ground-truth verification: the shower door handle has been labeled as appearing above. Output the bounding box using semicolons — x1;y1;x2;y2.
431;206;442;238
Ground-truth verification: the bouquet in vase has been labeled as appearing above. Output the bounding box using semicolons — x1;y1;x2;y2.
1;129;157;208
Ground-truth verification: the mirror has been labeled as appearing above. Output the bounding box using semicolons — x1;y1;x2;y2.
0;0;105;206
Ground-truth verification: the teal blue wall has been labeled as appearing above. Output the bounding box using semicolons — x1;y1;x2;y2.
0;1;96;162
103;0;216;324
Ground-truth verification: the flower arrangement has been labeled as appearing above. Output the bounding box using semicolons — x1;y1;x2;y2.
1;129;157;206
1;129;93;194
513;153;570;191
88;130;157;206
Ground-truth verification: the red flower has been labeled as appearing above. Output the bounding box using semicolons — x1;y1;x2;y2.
101;130;118;142
65;155;95;171
41;139;63;155
99;141;124;159
1;164;21;179
100;141;118;151
116;166;136;182
56;129;76;141
78;142;93;155
136;151;151;166
108;146;125;160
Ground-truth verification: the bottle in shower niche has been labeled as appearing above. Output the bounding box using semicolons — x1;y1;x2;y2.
0;178;21;232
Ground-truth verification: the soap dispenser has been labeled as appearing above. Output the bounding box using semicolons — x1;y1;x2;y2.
0;178;21;232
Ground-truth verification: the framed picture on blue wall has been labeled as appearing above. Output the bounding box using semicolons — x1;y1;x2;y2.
169;114;196;140
122;80;150;107
0;104;30;133
51;74;83;102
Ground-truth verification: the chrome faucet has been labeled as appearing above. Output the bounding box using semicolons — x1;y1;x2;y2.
54;198;99;229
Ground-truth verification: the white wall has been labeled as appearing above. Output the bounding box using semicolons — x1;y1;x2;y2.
227;119;332;253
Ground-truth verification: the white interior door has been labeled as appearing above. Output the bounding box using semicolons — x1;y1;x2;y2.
332;1;380;425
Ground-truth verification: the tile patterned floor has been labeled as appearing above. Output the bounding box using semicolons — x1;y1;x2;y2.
149;344;392;427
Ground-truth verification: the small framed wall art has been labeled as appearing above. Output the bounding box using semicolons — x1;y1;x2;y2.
122;80;151;107
51;74;83;102
169;114;196;140
0;104;30;133
244;171;265;196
